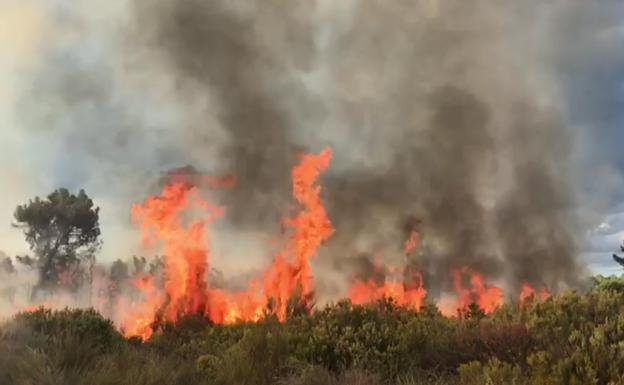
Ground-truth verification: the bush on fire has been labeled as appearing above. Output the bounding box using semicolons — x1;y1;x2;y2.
2;278;624;384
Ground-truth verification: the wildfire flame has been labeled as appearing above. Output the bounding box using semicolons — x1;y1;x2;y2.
121;148;334;338
348;231;427;310
347;265;427;311
11;147;551;339
404;230;419;256
262;148;335;319
435;269;502;317
120;180;222;339
520;282;551;304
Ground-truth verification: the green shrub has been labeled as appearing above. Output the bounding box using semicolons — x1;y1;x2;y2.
211;323;295;385
458;359;525;385
196;354;222;380
2;287;624;384
7;307;122;351
280;367;383;385
289;300;412;377
591;275;624;293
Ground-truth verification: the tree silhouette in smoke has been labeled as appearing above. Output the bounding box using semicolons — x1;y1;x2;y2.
13;189;101;298
0;252;15;276
613;242;624;268
0;254;16;304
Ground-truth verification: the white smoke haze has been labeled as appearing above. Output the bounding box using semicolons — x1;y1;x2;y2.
0;0;623;317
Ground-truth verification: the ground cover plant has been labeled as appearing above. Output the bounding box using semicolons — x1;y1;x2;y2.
2;277;624;385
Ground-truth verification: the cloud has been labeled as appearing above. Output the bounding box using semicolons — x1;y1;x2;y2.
551;0;624;206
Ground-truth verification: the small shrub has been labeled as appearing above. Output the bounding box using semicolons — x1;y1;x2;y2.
210;324;294;385
196;354;222;380
591;275;624;293
458;359;526;385
9;307;122;351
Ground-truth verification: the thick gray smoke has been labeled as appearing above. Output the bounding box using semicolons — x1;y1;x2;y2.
132;0;307;228
9;0;614;306
127;0;587;296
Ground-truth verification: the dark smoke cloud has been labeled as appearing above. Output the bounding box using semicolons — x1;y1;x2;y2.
126;0;588;298
311;1;587;295
495;102;584;291
11;0;613;302
131;0;321;229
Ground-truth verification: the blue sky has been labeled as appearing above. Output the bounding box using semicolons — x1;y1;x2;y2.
556;4;624;273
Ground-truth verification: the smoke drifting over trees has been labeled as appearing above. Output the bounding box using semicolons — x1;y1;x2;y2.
124;0;586;295
8;0;622;307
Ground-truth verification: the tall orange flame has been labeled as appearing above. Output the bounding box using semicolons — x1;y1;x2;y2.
262;148;335;319
8;144;562;337
121;182;223;338
200;148;335;324
19;146;555;338
120;148;334;338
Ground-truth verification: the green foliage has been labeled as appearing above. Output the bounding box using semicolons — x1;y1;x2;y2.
280;366;384;385
13;188;101;294
8;308;122;351
3;290;624;384
458;359;525;385
524;290;624;385
288;299;410;375
214;324;296;385
612;241;624;268
0;309;206;385
196;354;222;379
591;275;624;293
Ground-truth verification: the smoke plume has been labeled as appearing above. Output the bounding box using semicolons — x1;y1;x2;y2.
7;0;622;309
125;0;587;297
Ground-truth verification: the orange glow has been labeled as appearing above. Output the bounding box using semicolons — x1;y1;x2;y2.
262;148;335;320
348;268;427;310
520;282;550;304
347;230;427;311
120;274;164;340
20;145;561;338
3;142;569;338
204;175;237;189
348;231;427;311
204;287;263;324
21;304;51;313
404;231;419;255
440;268;504;316
120;178;224;338
120;148;334;338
